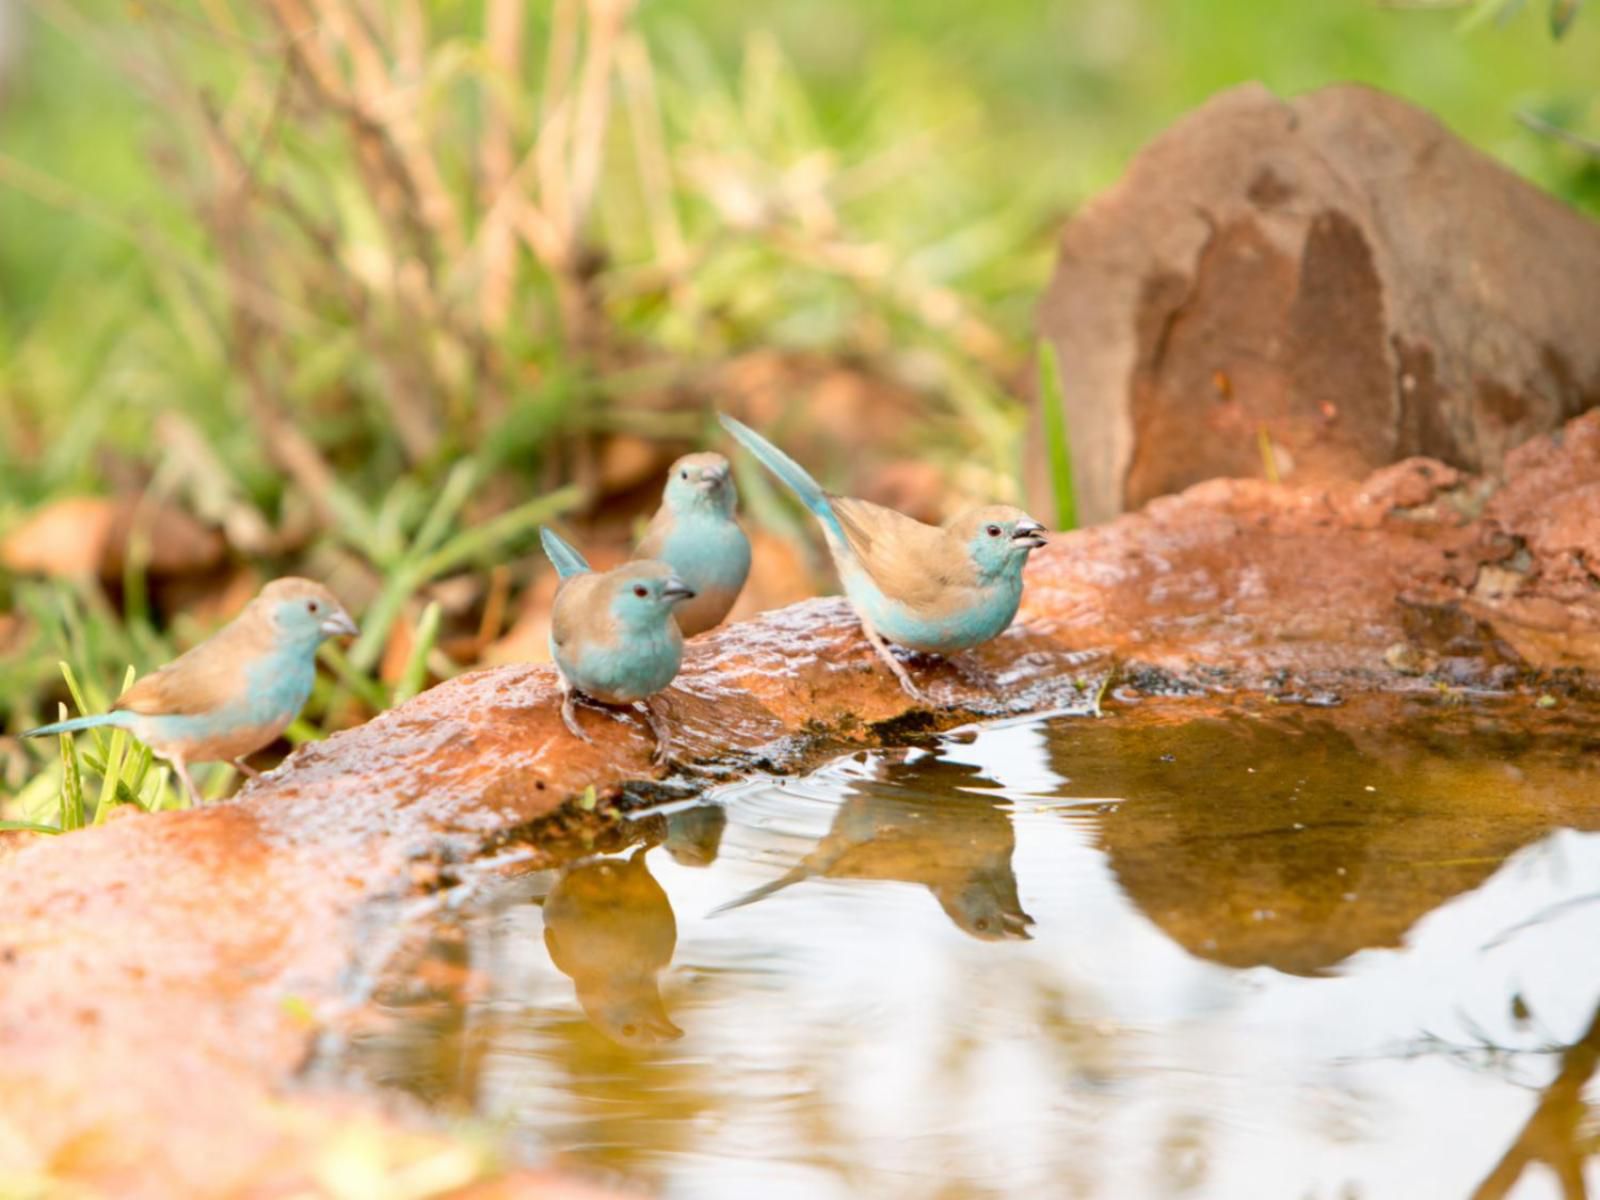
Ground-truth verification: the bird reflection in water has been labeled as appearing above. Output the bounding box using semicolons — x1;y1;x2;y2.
542;846;683;1048
716;750;1034;941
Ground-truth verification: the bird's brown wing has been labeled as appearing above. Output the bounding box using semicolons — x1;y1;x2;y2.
113;610;268;717
550;574;612;652
828;496;962;609
632;505;673;562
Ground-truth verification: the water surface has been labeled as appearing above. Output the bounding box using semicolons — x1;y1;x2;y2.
352;696;1600;1199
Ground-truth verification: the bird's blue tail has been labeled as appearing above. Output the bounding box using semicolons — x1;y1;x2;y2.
707;865;810;917
718;415;839;533
23;712;127;739
539;527;593;580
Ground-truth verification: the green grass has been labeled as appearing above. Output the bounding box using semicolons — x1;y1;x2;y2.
0;0;1595;824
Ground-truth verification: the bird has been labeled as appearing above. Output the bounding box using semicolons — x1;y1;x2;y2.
23;577;358;806
712;753;1033;942
718;414;1047;700
633;451;750;637
540;527;695;764
543;847;683;1047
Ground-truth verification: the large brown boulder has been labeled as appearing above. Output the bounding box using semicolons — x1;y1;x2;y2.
1034;82;1600;525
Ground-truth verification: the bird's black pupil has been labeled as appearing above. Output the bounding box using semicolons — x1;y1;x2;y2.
987;525;1000;536
309;602;318;611
635;586;647;597
681;471;688;479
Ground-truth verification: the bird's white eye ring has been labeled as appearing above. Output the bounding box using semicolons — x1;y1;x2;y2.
986;525;1001;537
633;585;648;598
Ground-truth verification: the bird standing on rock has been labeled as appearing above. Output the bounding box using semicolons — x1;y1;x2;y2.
23;578;358;806
540;527;695;764
718;414;1047;701
633;451;750;638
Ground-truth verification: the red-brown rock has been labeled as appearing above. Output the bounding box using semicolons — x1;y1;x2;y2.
1033;83;1600;525
3;411;1600;1195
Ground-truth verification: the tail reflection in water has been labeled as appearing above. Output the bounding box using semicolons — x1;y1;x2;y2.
543;847;683;1048
716;751;1033;941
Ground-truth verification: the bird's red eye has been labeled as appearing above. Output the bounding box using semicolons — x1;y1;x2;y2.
986;525;1001;537
308;601;319;612
633;585;648;598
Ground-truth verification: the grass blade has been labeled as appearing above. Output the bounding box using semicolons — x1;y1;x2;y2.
392;600;442;706
0;821;64;835
1035;341;1078;532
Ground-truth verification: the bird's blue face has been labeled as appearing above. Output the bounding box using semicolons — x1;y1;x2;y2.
959;506;1048;582
664;453;736;517
267;584;359;651
609;564;696;631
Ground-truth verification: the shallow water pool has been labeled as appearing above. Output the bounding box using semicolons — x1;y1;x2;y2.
351;695;1600;1199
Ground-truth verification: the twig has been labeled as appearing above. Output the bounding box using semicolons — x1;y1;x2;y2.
1518;109;1600;159
618;31;685;268
479;0;527;332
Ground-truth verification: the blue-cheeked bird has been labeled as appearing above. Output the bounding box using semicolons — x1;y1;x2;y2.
719;414;1046;700
23;578;358;805
633;452;750;637
540;528;695;763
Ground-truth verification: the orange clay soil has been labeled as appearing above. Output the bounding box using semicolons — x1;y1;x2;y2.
1;414;1597;1197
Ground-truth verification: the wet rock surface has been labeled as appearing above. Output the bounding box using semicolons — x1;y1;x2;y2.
1034;82;1600;525
2;413;1598;1194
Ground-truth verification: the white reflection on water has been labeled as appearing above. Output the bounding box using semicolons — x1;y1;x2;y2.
375;713;1600;1200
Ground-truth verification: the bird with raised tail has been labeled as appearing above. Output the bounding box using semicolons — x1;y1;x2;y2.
22;578;357;805
633;451;750;637
540;527;695;764
718;414;1046;700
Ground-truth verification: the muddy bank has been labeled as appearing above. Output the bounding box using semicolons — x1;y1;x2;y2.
2;418;1597;1196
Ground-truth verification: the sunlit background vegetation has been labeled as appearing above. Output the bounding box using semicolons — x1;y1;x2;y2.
1;0;1596;824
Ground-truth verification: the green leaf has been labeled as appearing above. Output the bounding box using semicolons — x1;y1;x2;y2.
0;820;63;835
1035;341;1078;532
392;600;443;707
1457;0;1526;31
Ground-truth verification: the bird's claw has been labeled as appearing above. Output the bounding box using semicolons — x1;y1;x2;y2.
859;621;928;705
636;700;676;767
561;693;593;743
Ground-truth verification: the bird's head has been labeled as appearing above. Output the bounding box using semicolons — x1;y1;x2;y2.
952;506;1048;581
608;561;696;630
578;988;685;1048
663;452;736;516
259;578;359;648
936;871;1036;942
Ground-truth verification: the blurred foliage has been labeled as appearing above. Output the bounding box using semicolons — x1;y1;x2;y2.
0;0;1596;816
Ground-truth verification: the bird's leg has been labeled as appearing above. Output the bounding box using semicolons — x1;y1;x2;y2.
172;758;203;808
558;674;593;743
231;757;262;780
858;618;926;703
635;698;675;767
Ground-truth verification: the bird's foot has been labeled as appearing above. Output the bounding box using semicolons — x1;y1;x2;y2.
231;758;262;780
636;700;675;767
171;760;204;809
859;622;928;704
560;690;594;744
